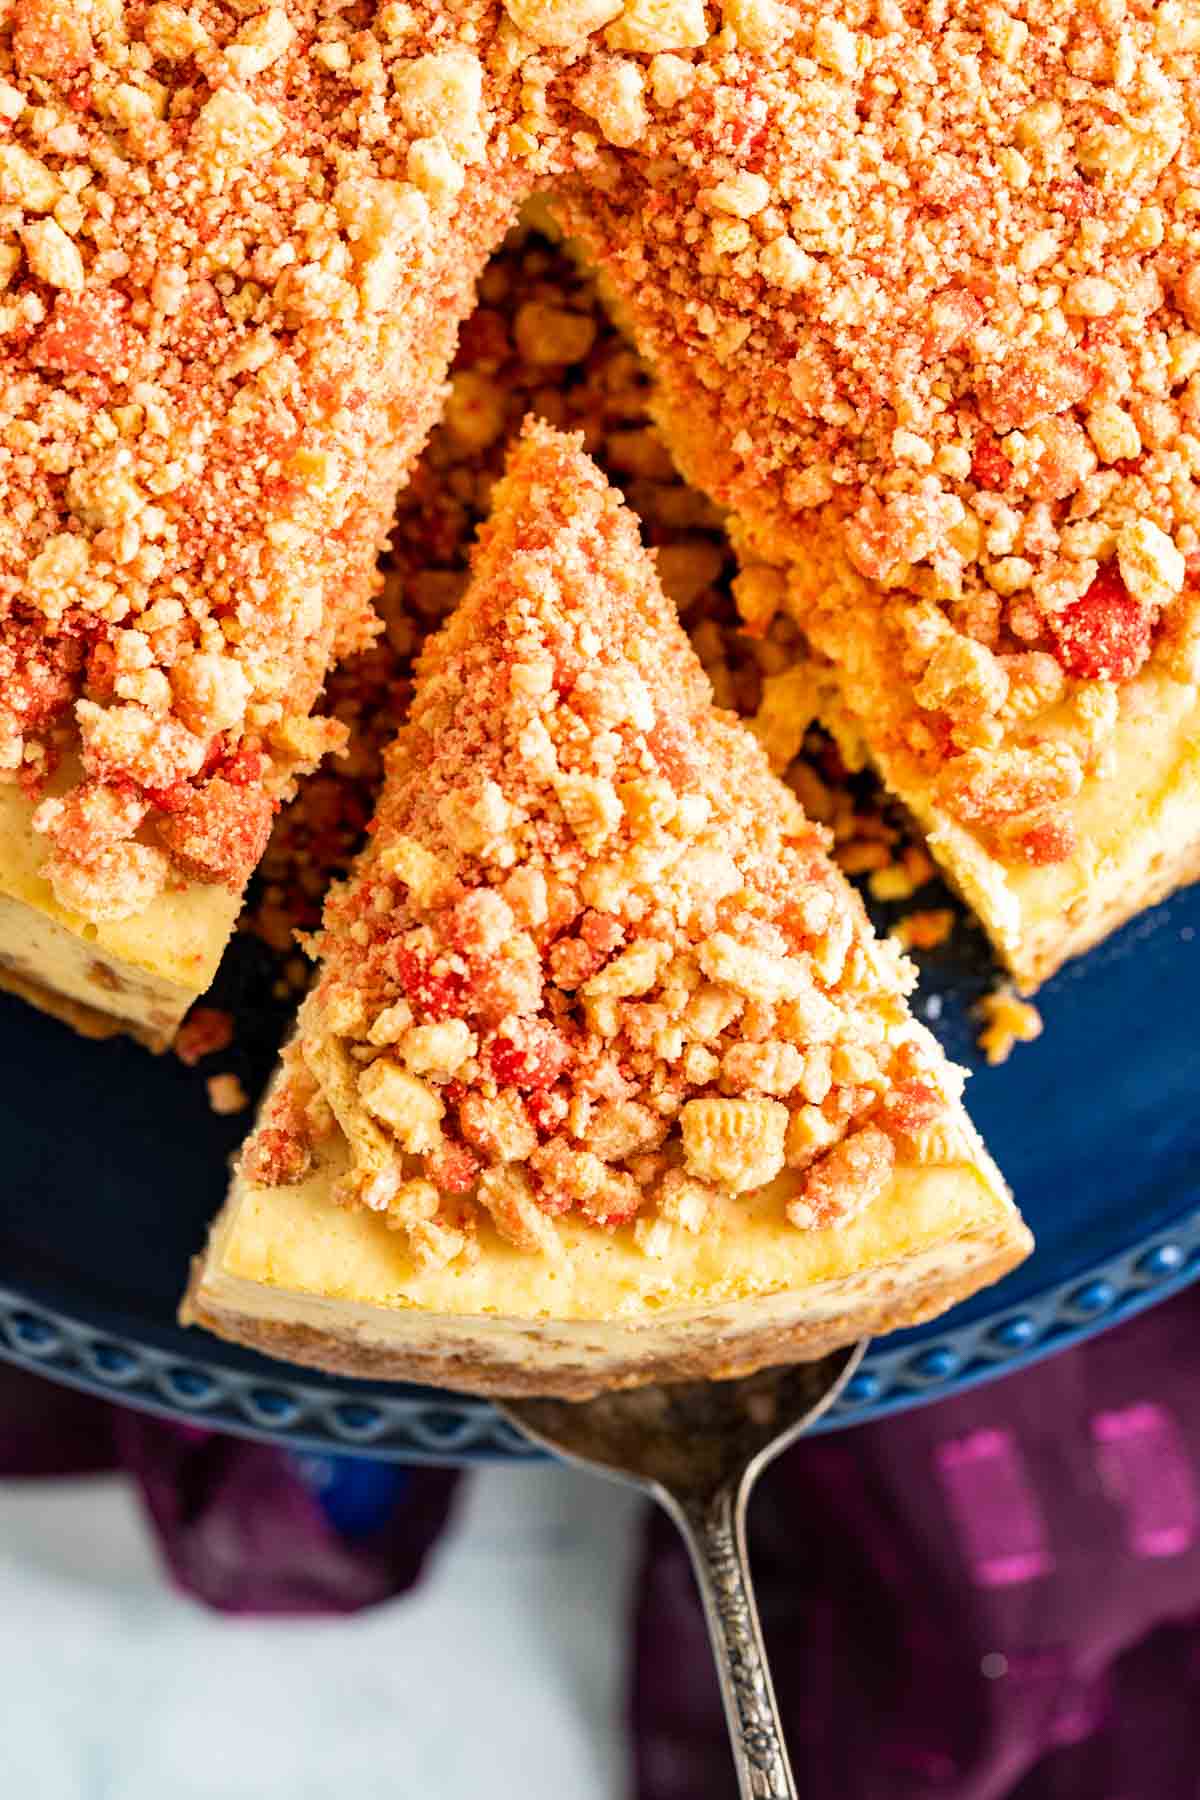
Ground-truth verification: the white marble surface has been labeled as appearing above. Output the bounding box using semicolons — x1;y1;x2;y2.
0;1464;645;1800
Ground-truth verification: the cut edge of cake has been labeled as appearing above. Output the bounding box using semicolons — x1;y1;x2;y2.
780;561;1200;991
803;646;1200;991
882;685;1200;990
0;775;242;1048
182;1065;1028;1398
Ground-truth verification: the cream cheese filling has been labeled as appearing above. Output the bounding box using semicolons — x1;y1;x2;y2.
866;667;1200;987
214;1141;1015;1325
189;1120;1026;1386
0;770;242;1041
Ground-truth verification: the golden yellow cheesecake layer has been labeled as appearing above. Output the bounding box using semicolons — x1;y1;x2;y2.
894;672;1200;989
805;608;1200;990
0;776;239;1048
184;1024;1029;1397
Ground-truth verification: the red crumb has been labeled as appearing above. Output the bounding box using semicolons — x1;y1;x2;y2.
242;1125;312;1187
393;947;470;1022
970;437;1013;491
483;1020;572;1090
32;289;132;377
174;1008;235;1067
1017;818;1079;865
880;1081;946;1137
976;349;1094;435
158;780;277;888
425;1139;482;1195
1052;566;1156;682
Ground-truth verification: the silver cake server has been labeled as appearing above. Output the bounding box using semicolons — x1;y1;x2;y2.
500;1339;867;1799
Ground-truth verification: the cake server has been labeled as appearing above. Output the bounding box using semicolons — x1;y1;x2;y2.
500;1339;867;1800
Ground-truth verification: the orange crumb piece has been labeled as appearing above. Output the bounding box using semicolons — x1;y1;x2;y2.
976;986;1044;1067
175;1008;235;1068
891;910;957;954
207;1073;250;1116
836;840;892;878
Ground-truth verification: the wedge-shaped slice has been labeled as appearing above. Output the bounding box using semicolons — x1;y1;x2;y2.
184;424;1028;1396
0;5;526;1043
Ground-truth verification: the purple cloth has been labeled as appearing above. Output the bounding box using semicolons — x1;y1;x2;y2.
0;1365;457;1615
117;1413;458;1614
633;1286;1200;1800
5;1289;1200;1796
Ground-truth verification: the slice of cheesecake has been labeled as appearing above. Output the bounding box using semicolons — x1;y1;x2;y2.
0;3;526;1044
184;423;1028;1396
0;765;242;1047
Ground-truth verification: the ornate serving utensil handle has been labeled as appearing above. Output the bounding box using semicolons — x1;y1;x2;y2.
670;1480;795;1799
501;1339;868;1800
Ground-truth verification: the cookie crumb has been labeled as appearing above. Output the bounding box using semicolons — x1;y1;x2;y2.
207;1073;249;1116
892;909;957;953
976;985;1043;1066
175;1007;235;1067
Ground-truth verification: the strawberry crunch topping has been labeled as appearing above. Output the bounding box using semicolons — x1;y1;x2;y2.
551;0;1200;861
243;423;959;1267
13;0;1200;931
0;0;532;922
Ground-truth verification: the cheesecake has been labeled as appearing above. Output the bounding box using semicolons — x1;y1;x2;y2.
184;424;1028;1396
10;2;1200;1050
555;0;1200;987
0;0;525;1040
0;762;241;1046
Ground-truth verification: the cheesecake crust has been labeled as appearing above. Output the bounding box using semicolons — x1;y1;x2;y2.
0;956;137;1045
184;1062;1026;1399
182;1212;1024;1400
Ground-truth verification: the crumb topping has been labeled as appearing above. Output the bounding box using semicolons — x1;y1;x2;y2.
207;1069;249;1113
14;0;1200;927
243;421;959;1266
976;982;1044;1064
555;0;1200;862
0;0;532;922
